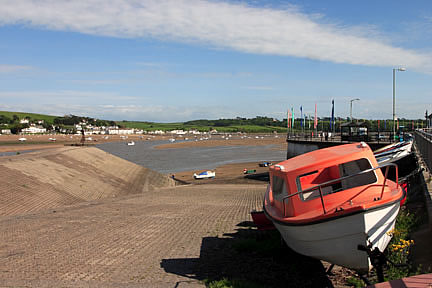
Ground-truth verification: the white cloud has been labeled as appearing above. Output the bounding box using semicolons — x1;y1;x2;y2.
0;102;237;122
0;64;33;73
1;0;431;72
0;90;130;101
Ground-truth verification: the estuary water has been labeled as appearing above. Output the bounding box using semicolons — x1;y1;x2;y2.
96;140;286;174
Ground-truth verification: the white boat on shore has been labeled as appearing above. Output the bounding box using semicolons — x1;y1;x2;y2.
193;170;215;179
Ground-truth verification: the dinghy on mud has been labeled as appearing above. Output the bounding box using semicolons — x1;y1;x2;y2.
263;142;405;272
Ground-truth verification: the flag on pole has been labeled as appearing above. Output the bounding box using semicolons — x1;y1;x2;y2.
291;107;294;128
287;109;290;129
330;100;334;131
314;103;318;129
300;106;303;128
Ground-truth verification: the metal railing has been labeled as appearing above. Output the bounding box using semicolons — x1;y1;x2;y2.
286;131;393;144
415;129;432;172
280;163;399;217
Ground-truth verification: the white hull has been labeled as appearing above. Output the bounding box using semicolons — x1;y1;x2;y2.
272;203;400;272
193;171;216;179
375;142;412;165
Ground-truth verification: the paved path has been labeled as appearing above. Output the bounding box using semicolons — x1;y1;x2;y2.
0;183;265;287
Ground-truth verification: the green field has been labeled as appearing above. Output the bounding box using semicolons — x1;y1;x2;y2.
0;111;58;124
118;121;287;133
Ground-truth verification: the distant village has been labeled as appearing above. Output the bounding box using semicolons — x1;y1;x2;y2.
0;114;215;136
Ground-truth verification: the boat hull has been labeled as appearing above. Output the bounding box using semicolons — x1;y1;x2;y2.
270;203;400;272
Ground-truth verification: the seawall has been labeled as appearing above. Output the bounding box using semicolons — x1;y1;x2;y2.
287;139;387;158
0;146;175;216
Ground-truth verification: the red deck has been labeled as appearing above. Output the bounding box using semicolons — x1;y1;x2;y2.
369;273;432;288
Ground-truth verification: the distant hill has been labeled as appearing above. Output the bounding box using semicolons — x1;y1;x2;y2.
0;111;288;133
0;111;59;124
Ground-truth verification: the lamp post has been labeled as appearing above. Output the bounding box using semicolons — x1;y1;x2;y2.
350;98;360;121
393;67;406;140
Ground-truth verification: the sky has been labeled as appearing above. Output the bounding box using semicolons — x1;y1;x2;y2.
0;0;432;122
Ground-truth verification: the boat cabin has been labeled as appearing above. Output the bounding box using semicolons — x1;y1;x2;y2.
267;143;399;222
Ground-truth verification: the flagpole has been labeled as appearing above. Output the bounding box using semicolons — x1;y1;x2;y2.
287;108;290;138
314;103;317;140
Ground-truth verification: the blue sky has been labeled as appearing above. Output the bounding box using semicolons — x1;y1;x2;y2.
1;0;431;122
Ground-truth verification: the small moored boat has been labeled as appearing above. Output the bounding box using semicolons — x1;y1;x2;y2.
127;141;135;146
193;170;215;179
263;142;404;272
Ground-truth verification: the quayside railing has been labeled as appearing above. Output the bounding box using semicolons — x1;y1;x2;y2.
280;163;399;217
415;129;432;172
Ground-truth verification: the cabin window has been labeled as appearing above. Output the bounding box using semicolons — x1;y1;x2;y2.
296;158;377;201
272;175;288;200
339;158;377;190
297;170;337;201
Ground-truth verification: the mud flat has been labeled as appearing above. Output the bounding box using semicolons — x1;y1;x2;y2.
0;146;175;217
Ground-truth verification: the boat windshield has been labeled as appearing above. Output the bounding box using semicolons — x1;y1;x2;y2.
297;158;377;201
272;175;288;201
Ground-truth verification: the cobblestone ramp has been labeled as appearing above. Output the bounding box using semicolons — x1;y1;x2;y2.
0;147;175;216
0;183;265;287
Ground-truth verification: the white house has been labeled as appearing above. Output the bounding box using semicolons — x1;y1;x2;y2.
107;128;134;135
1;129;11;134
188;129;202;135
170;130;187;135
20;119;29;124
22;126;46;134
149;130;165;135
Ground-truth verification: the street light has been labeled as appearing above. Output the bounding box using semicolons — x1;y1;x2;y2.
350;98;360;121
393;67;406;140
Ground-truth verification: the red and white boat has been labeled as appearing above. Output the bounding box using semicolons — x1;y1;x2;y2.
263;142;405;272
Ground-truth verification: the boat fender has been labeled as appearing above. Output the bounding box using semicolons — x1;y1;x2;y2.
358;142;368;148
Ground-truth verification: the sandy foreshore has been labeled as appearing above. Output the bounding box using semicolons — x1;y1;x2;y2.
173;161;283;183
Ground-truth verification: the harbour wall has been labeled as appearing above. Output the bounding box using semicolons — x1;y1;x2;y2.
287;139;387;159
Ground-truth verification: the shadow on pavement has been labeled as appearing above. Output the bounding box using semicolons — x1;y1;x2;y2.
161;222;333;288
